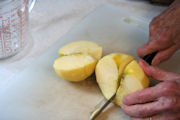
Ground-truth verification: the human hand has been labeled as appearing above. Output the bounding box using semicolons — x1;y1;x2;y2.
137;0;180;65
122;60;180;120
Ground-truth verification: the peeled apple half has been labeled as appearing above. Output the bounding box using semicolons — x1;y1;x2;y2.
96;53;149;106
53;41;102;82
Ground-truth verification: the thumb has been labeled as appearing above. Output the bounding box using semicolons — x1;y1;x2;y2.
139;59;180;83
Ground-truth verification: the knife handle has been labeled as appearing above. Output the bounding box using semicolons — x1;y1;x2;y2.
143;52;157;65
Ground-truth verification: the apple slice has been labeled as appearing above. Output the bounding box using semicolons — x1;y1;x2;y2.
96;54;119;99
96;53;135;100
124;60;149;89
114;60;149;106
58;41;102;60
53;54;97;82
96;54;149;106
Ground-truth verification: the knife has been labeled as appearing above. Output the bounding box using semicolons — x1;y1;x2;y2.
90;93;116;120
143;52;157;65
90;52;157;120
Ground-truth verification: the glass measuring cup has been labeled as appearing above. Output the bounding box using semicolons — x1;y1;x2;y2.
0;0;36;59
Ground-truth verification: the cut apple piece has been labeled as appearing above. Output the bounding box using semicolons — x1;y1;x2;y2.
95;54;119;99
112;54;134;78
124;75;144;92
96;53;135;100
54;40;102;82
58;41;102;60
53;54;97;82
124;60;149;88
96;54;149;106
114;60;149;106
114;84;129;106
114;75;145;106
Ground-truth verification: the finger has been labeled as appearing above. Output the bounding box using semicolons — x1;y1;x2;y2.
137;41;159;58
152;45;178;65
123;86;158;105
122;101;160;117
137;28;174;58
122;96;180;118
151;112;180;120
131;112;180;120
139;59;180;82
123;82;180;105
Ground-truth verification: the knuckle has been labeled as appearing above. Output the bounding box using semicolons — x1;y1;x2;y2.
164;82;178;89
161;82;178;95
159;96;177;111
160;28;170;37
149;23;156;32
157;34;167;42
165;97;177;110
149;22;157;31
136;108;146;117
157;28;172;43
149;17;159;30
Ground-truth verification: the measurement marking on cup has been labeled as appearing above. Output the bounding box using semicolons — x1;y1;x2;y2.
2;18;12;54
0;31;3;54
0;0;29;58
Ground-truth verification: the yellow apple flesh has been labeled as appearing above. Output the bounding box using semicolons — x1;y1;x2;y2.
58;41;102;60
96;53;135;100
54;41;102;82
96;53;149;106
114;60;149;106
54;54;97;82
95;54;119;99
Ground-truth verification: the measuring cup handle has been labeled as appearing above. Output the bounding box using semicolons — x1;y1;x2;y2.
28;0;36;13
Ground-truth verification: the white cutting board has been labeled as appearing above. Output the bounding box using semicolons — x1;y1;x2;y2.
0;5;180;120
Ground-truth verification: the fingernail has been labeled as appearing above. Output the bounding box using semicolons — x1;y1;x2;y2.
139;59;148;67
139;59;152;75
121;104;126;110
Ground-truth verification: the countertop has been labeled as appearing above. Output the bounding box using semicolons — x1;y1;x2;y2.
0;0;167;87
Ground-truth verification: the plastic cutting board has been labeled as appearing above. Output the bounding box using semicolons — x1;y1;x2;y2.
0;4;180;120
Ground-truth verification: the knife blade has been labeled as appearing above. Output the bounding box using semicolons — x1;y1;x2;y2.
90;93;116;120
